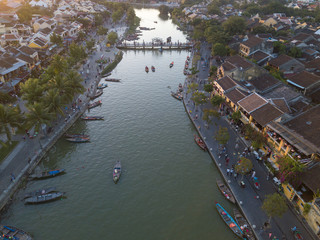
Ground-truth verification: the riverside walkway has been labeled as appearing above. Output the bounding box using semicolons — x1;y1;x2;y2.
182;43;317;240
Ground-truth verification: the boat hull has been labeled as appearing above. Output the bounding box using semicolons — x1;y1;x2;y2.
24;192;65;204
0;225;32;240
217;179;236;204
113;161;122;183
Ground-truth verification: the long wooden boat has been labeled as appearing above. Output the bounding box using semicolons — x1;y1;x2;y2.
90;90;103;100
30;169;65;180
216;179;236;204
81;116;104;120
88;100;102;109
113;160;122;183
169;62;174;68
24;187;56;199
66;137;90;143
104;78;121;82
194;135;207;151
215;202;243;239
151;66;155;72
178;83;183;92
97;83;108;89
145;66;149;73
171;91;183;101
0;225;32;240
233;209;255;240
64;134;89;138
24;192;65;204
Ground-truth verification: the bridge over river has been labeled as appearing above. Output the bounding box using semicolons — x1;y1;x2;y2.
116;42;193;51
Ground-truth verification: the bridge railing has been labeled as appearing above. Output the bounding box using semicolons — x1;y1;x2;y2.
117;42;193;48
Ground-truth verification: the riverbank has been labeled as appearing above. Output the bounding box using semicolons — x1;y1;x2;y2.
0;21;128;213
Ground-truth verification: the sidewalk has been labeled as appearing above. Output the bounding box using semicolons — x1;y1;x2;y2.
181;46;316;240
0;21;127;212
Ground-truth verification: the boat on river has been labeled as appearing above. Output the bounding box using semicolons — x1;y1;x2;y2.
81;116;104;120
64;134;89;138
145;66;149;73
0;225;32;240
66;137;90;143
233;209;255;240
178;83;183;92
113;160;121;183
171;91;183;101
88;100;102;109
24;187;56;199
151;66;155;72
169;62;174;68
90;90;103;100
194;135;207;151
29;169;65;180
102;73;111;78
217;179;236;204
97;83;108;89
24;192;65;204
104;78;121;82
215;202;243;239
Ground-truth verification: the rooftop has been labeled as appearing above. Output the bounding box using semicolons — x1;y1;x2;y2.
262;84;301;103
225;88;248;104
250;73;281;93
287;71;320;89
238;92;268;113
216;76;237;92
268;54;294;67
250;50;269;62
251;103;283;126
221;61;236;72
226;55;253;70
241;36;263;49
270;98;291;113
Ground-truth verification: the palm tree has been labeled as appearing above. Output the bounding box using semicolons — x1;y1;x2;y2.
65;71;85;96
48;75;74;103
0;104;23;143
20;78;44;105
25;102;53;136
50;55;68;75
43;89;65;119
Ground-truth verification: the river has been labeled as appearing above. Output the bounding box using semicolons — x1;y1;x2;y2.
2;8;236;240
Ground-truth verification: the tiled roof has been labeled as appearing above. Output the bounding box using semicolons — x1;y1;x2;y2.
251;103;283;126
19;46;37;56
292;32;312;42
0;59;12;69
226;55;253;70
268;54;293;67
250;73;280;92
222;62;236;72
40;27;52;35
216;76;237;91
16;54;33;64
305;58;320;69
250;50;269;62
225;88;248;104
237;92;268;113
271;98;291;113
287;71;320;89
241;36;263;48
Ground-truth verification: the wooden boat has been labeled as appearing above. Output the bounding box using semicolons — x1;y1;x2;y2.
178;83;183;92
216;179;236;204
169;62;174;68
154;21;157;23
0;225;32;240
171;91;183;101
102;73;111;78
24;187;56;199
104;78;120;82
88;100;102;109
81;116;104;120
145;66;149;73
90;90;103;100
30;169;65;180
97;83;108;89
151;66;155;72
64;134;89;138
25;192;65;204
233;209;255;240
66;137;90;143
194;135;207;151
215;202;243;239
113;160;122;183
187;56;190;61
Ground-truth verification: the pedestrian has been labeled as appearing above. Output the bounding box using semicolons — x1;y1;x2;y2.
230;168;233;176
234;172;237;180
227;168;230;176
251;171;256;179
28;158;31;164
226;157;230;166
10;173;15;182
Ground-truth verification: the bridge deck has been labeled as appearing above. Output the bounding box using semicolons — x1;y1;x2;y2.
116;43;193;50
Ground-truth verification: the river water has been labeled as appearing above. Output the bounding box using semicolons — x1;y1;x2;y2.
2;9;235;240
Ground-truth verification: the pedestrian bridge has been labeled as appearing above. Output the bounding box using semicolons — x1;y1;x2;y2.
116;42;193;51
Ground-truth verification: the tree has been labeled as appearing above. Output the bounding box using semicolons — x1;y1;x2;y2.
273;41;286;54
17;4;33;23
215;126;230;145
50;33;63;47
97;26;108;36
43;89;65;119
191;91;207;106
211;95;225;108
159;5;169;16
108;31;118;45
25;102;52;136
210;66;217;76
112;9;124;23
94;14;103;26
212;43;228;57
77;31;86;41
262;193;288;224
0;104;22;143
235;157;253;180
204;84;213;93
203;108;220;125
21;78;44;105
288;47;302;58
277;155;305;187
86;39;95;52
126;7;135;23
231;110;241;123
68;42;87;66
187;82;199;93
222;16;246;35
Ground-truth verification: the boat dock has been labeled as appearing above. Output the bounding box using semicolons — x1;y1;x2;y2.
116;42;193;51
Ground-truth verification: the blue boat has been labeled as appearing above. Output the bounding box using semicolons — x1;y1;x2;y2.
215;202;244;239
0;225;32;240
30;169;65;180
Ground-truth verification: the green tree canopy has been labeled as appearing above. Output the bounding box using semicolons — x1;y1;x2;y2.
215;126;229;145
262;193;288;223
86;39;95;52
0;104;22;143
25;102;52;135
273;41;286;54
108;31;118;45
211;95;225;107
288;47;302;58
277;155;305;187
191;91;207;106
159;5;169;16
204;84;213;93
187;82;199;93
97;26;108;36
50;33;63;47
235;157;253;179
222;16;246;35
203;108;220;125
212;43;228;57
21;78;44;105
231;110;241;123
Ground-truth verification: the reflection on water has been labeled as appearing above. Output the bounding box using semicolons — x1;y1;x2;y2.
2;8;235;240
